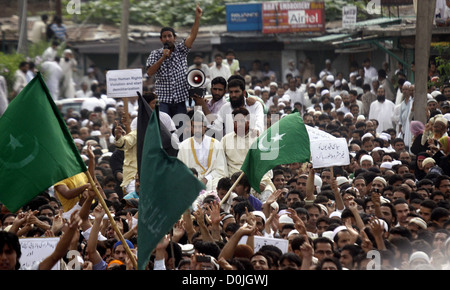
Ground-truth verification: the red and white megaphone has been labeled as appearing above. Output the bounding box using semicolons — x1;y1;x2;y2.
187;69;206;98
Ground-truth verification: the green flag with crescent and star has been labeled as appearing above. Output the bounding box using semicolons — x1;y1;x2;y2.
240;112;310;193
0;72;87;212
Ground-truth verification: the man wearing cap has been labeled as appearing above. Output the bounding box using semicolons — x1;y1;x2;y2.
59;49;77;99
368;86;395;134
146;4;202;118
337;91;351;114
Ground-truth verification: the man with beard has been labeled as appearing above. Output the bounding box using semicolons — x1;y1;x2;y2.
192;76;227;120
368;86;395;134
210;78;264;140
146;4;202;118
177;110;228;191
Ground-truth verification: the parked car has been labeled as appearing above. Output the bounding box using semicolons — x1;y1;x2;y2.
55;98;88;116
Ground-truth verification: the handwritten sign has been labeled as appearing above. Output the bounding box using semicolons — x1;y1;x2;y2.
19;237;60;270
310;137;350;168
253;236;289;253
306;125;336;141
106;69;143;98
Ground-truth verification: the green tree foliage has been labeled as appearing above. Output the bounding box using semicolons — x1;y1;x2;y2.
62;0;373;28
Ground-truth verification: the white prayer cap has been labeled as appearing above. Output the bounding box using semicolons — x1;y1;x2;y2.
380;162;392;169
332;225;348;240
409;251;430;264
106;98;117;105
316;80;324;88
326;75;334;82
253;211;266;224
91;130;101;137
379;132;391;141
403;81;412;88
329;211;341;219
336;176;349;186
288;230;300;238
362;132;374;140
270;82;278;88
344;112;353;119
360;155;374;165
74;138;84;145
349;72;358;78
314;175;322;192
409;217;427;230
254;86;261;91
431;90;442;98
322;231;334;241
357;115;365;121
319;71;326;78
321;89;330;97
278;214;294;225
63;49;73;54
334;95;342;100
334;80;341;87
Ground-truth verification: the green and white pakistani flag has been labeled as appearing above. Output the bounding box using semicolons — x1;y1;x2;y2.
0;72;87;212
241;112;310;193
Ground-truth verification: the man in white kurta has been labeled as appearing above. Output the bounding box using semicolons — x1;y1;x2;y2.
221;109;258;176
210;78;265;140
398;83;414;148
59;49;77;99
178;111;228;191
368;86;396;134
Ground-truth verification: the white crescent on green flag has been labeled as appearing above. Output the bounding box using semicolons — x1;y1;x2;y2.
240;112;310;193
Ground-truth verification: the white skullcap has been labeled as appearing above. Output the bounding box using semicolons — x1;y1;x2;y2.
254;86;261;91
278;214;294;225
409;251;430;264
288;230;300;238
321;89;330;97
253;211;266;224
409;217;427;229
332;225;347;240
380;162;392;169
360;155;374;164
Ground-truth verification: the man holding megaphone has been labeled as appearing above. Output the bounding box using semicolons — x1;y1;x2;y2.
146;3;203;118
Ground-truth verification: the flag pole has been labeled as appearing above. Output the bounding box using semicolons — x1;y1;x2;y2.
219;171;244;206
84;170;138;270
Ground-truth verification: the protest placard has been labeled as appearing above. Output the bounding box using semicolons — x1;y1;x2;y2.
106;69;143;98
253;236;289;254
310;137;350;168
19;237;60;270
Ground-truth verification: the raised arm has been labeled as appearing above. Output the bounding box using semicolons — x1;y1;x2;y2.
39;210;82;270
218;222;256;261
86;204;106;266
185;4;203;49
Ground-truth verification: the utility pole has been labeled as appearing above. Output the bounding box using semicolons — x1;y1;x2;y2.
118;0;130;69
413;0;436;124
17;0;28;55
